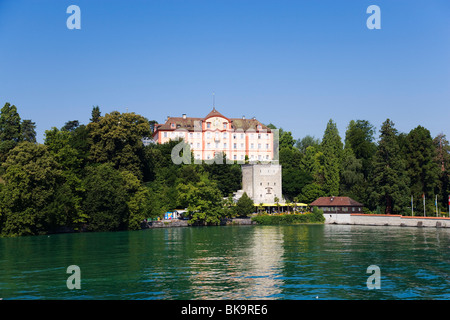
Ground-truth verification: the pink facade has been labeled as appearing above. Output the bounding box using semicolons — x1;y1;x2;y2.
153;108;275;161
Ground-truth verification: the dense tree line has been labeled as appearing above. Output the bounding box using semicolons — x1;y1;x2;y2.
0;101;448;236
0;103;242;236
277;118;450;216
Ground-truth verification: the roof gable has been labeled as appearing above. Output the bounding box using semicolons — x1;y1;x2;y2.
310;197;364;207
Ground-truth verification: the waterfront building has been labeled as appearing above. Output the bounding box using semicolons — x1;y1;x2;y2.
310;196;364;214
234;163;283;204
152;108;275;161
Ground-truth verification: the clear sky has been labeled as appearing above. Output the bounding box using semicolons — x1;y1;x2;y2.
0;0;449;143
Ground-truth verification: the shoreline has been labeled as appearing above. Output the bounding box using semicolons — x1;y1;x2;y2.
325;213;450;228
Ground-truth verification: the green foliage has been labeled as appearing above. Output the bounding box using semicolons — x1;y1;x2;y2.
21;120;36;143
82;164;129;232
368;119;410;214
0;103;22;161
235;192;255;217
251;209;324;225
87;111;151;180
177;180;224;225
0;142;63;236
405;126;440;214
321;119;343;196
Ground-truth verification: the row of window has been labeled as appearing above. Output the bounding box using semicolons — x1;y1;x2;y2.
162;131;270;140
322;207;362;212
193;142;271;150
197;154;271;161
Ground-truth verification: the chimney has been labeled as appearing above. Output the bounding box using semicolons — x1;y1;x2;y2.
182;113;186;119
242;115;245;120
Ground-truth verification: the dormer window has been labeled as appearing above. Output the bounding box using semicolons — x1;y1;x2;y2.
170;123;175;129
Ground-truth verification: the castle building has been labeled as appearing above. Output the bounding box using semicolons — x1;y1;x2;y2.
152;108;275;161
240;163;282;204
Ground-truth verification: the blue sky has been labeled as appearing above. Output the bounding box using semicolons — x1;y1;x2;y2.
0;0;449;143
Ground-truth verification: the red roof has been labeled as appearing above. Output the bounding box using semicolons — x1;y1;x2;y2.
310;197;363;207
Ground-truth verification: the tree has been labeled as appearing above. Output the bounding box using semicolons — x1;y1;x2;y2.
90;106;101;123
177;180;224;225
62;120;80;132
434;133;450;211
0;142;63;236
296;135;320;154
369;119;410;214
274;196;280;213
202;152;241;197
0;103;22;161
321;119;343;196
405;126;440;214
21;120;36;143
87;111;151;180
235;192;255;217
82;163;129;232
339;147;364;201
344;120;376;179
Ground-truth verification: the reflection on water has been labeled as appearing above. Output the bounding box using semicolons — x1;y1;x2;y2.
0;224;450;299
186;226;284;299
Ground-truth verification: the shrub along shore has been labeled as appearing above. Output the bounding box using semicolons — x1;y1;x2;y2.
251;208;325;225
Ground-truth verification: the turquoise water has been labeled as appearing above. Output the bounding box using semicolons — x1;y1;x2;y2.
0;224;449;300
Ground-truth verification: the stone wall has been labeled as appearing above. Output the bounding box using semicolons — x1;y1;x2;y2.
325;213;450;228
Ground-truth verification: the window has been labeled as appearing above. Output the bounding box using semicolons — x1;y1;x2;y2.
224;143;227;148
258;143;261;149
251;143;254;149
233;155;237;160
352;207;355;212
233;134;237;139
240;133;244;139
233;143;237;149
163;132;167;138
207;122;211;129
223;123;227;129
171;123;175;128
266;144;269;149
207;143;211;149
258;134;261;139
223;132;227;139
197;132;201;138
241;143;244;149
197;143;200;148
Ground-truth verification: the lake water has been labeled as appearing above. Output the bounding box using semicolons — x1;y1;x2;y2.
1;224;449;300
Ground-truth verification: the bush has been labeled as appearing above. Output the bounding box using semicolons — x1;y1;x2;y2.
251;209;324;225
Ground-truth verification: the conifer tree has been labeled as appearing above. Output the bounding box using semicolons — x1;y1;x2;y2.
369;119;410;214
321;119;343;196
